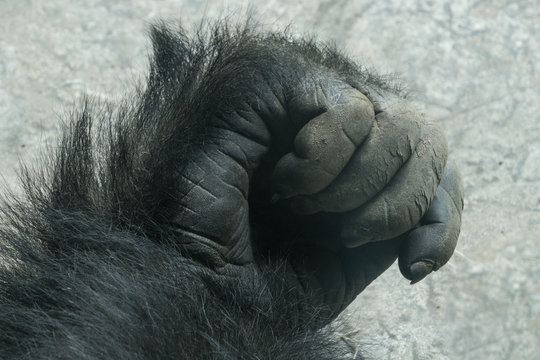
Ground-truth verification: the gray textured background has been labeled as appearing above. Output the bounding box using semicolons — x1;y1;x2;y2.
1;1;538;359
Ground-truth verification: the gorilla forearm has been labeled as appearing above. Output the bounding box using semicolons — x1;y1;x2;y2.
0;21;463;359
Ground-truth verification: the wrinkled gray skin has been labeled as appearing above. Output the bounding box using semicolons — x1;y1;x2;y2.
173;68;464;317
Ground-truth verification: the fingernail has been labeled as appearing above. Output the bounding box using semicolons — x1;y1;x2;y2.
409;261;434;284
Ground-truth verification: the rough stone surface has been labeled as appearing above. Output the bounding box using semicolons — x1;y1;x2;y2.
1;1;538;359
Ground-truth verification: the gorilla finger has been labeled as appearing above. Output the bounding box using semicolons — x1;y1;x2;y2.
340;236;404;303
272;89;374;198
398;161;464;284
290;235;404;317
291;100;424;214
341;122;448;247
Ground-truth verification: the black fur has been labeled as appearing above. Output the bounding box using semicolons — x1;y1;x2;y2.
0;21;404;359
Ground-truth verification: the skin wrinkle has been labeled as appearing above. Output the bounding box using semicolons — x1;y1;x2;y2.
202;147;228;174
231;109;262;134
213;114;257;146
208;125;268;169
179;172;218;200
168;223;229;259
382;198;390;231
175;201;200;217
225;209;251;263
249;84;290;142
211;147;249;198
226;141;253;175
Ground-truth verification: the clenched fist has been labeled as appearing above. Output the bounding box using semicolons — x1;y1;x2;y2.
0;21;464;358
168;31;464;320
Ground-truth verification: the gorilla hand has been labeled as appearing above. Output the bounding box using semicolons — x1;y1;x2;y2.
255;84;463;318
0;23;465;358
168;55;463;321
